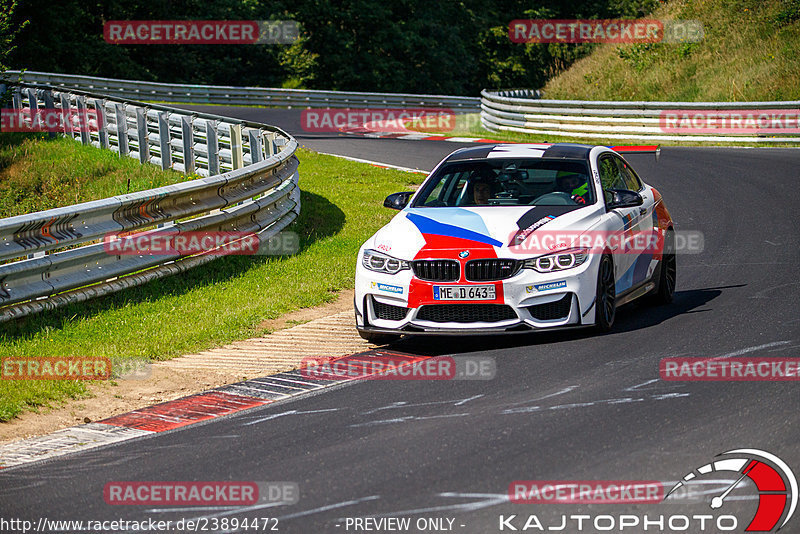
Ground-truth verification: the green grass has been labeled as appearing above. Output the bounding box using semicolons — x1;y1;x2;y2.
0;133;193;218
0;137;422;421
543;0;800;101
413;0;800;147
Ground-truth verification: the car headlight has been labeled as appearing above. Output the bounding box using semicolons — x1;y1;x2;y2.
522;248;589;273
362;249;410;274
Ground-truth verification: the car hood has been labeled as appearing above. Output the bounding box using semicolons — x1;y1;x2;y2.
369;205;602;259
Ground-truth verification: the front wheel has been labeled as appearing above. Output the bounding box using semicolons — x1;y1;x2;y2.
595;254;616;332
358;330;401;345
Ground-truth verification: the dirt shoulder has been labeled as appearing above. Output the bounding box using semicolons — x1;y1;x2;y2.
0;289;356;445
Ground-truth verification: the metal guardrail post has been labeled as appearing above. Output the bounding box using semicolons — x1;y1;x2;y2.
94;98;109;149
136;107;149;164
59;93;71;136
25;87;38;114
115;103;129;156
42;89;56;139
11;88;22;110
76;95;90;145
41;89;54;109
157;111;171;170
230;123;243;170
181;115;195;174
248;130;263;163
265;131;276;157
206;120;219;175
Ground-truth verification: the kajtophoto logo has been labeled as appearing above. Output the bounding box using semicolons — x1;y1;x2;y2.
500;449;796;532
665;449;797;532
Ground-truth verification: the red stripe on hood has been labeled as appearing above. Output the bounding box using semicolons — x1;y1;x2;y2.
408;234;504;308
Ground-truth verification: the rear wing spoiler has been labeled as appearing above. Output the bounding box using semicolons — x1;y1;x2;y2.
609;145;661;161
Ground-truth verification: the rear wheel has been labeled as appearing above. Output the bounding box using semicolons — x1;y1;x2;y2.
595;254;616;332
650;229;676;305
358;330;401;345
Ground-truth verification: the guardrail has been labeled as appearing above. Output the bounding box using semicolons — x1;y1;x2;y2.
481;90;800;143
5;71;481;112
0;82;300;322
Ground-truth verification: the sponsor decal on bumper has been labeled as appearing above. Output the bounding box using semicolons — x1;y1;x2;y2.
526;280;567;293
371;282;404;294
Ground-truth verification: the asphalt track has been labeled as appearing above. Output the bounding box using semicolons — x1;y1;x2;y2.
1;107;799;534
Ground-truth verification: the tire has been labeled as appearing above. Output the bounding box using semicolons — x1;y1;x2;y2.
650;229;676;305
358;330;401;345
595;254;616;332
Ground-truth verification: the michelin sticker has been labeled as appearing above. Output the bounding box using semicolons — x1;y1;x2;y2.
526;280;567;293
371;281;404;294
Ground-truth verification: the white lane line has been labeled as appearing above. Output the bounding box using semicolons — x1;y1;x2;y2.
624;378;660;391
276;495;380;521
716;341;791;358
242;408;341;426
750;282;800;299
454;394;484;406
345;492;508;520
508;385;579;406
314;151;428;174
350;413;470;428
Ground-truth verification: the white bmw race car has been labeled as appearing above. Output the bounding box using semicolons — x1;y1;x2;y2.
355;143;676;342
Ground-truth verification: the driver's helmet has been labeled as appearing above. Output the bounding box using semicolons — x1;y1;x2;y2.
469;166;495;185
555;171;585;193
464;168;495;205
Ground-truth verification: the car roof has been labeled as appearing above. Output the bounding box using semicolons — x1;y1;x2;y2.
444;143;596;162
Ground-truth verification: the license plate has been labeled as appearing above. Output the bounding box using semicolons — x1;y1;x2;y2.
433;285;496;301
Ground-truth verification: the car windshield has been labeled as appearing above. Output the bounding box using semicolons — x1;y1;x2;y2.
412;158;594;207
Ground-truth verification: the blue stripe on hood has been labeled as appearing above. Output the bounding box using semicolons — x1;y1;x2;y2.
406;211;503;248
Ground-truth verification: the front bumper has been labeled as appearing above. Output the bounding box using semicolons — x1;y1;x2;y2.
355;255;601;335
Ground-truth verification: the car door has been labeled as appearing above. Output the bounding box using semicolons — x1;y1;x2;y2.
614;156;659;288
597;154;638;295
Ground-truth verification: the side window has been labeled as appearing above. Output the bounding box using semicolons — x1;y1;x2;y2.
598;156;625;204
422;179;446;206
615;157;643;191
450;174;470;205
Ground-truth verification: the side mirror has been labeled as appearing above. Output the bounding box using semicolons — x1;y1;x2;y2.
384;192;414;210
606;189;644;210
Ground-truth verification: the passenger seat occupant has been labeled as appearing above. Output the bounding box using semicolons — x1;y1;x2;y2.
555;171;590;205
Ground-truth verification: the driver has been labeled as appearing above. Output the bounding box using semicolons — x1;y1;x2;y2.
472;179;492;205
465;169;495;205
555;171;590;205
